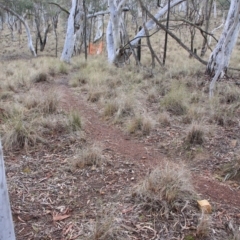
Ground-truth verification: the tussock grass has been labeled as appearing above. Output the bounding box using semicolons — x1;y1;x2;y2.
218;84;240;104
87;207;129;240
72;144;104;169
56;62;69;74
0;102;25;121
126;115;153;135
114;96;135;122
158;112;171;127
103;101;118;118
184;106;206;124
147;88;159;103
32;72;48;83
210;100;236;126
69;72;89;87
185;123;205;145
132;162;195;209
68;111;82;132
2;113;43;150
36;115;68;134
88;91;103;102
222;153;240;181
161;83;188;115
23;89;59;114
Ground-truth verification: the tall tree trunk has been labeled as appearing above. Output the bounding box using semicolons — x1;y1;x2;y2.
107;0;128;64
61;0;83;63
0;3;36;56
0;141;16;240
206;0;240;97
61;0;78;63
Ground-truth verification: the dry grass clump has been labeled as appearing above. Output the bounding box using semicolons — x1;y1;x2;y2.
147;88;159;103
0;102;25;121
158;112;171;127
184;106;206;124
87;207;129;240
69;72;89;87
218;84;240;104
126;115;153;135
161;84;188;115
114;97;135;122
35;115;68;134
68;111;82;132
73;144;104;169
196;212;212;237
102;95;134;121
88;91;102;102
103;101;118;118
57;62;69;74
24;89;59;114
210;104;236;126
185;123;205;145
222;153;240;181
32;72;48;83
2;114;43;150
132;162;195;209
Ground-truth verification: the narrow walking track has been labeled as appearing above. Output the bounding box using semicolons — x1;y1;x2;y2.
59;83;240;208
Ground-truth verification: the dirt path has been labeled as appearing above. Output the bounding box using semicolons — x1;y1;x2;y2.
59;83;240;208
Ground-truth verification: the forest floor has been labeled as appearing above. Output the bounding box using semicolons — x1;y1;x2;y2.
1;18;240;239
2;69;240;240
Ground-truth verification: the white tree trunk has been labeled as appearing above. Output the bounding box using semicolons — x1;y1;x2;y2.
0;3;36;56
107;0;128;64
0;141;16;240
207;0;240;97
94;15;103;42
61;0;78;63
61;0;84;62
106;20;115;62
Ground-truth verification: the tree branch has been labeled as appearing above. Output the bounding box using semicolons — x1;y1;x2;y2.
48;2;70;15
138;0;207;65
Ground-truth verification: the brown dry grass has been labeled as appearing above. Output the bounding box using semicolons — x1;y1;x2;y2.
71;144;104;169
1;14;240;239
132;161;195;208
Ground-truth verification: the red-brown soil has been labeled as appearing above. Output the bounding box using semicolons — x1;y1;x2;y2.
5;77;240;239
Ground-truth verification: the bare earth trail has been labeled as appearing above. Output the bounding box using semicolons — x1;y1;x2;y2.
58;82;240;208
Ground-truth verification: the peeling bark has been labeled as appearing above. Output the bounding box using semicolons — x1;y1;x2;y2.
107;0;128;64
61;0;84;63
206;0;240;96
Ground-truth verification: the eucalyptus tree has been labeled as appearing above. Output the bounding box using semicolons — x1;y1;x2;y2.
60;0;84;63
207;0;240;97
0;1;37;56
